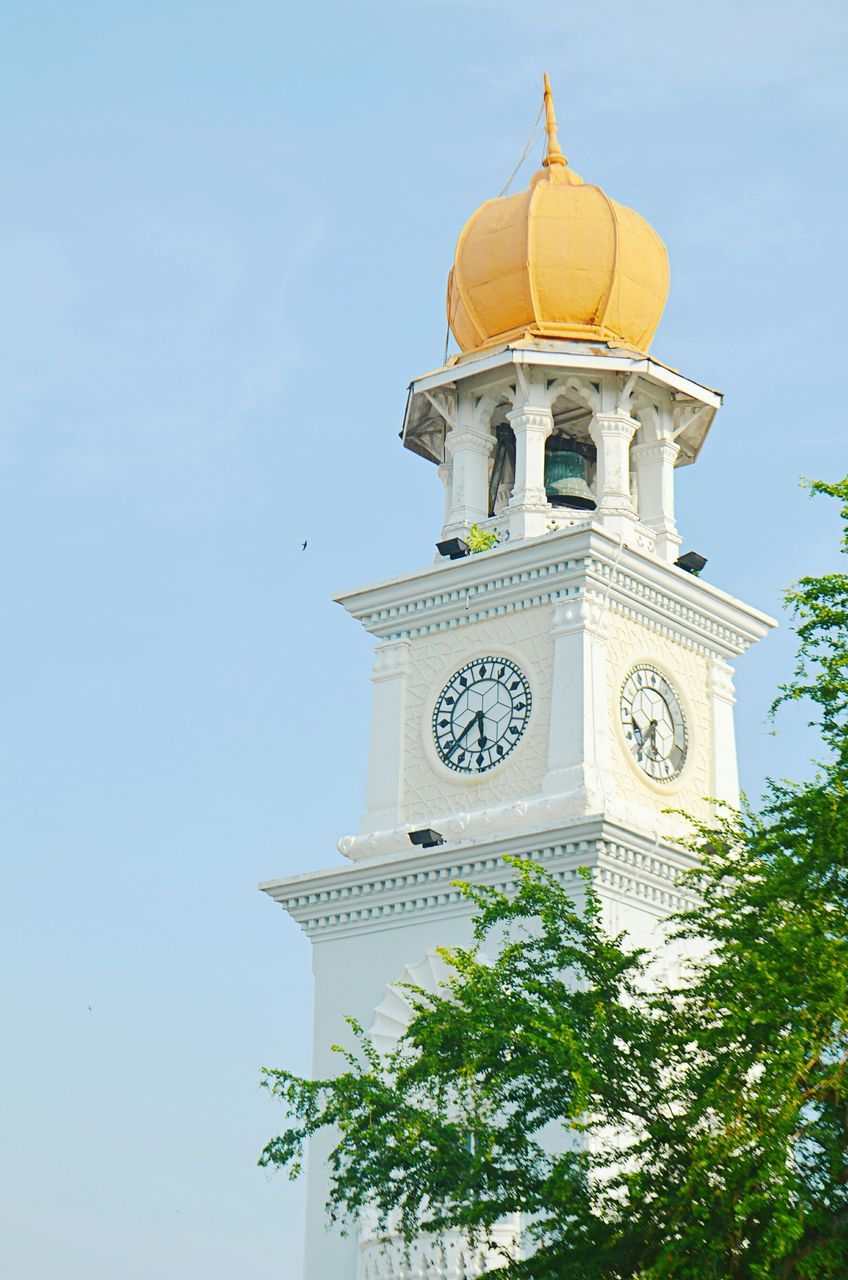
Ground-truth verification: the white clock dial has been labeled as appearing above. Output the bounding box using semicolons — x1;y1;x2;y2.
432;657;531;775
620;665;687;782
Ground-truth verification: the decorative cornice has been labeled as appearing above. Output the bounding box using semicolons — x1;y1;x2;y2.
402;347;721;470
335;526;776;658
411;345;722;408
260;819;700;941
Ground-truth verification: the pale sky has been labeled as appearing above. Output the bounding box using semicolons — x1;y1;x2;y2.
1;2;846;1276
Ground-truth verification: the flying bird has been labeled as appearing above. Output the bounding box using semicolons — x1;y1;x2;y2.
301;540;308;551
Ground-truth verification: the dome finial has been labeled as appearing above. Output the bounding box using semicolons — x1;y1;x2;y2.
542;72;567;168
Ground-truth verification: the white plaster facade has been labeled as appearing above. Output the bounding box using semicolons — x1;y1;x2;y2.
261;341;775;1280
337;522;770;861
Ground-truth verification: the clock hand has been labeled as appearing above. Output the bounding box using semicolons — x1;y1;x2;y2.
444;713;480;761
645;719;659;759
475;710;488;748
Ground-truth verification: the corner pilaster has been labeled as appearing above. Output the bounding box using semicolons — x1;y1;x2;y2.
543;592;611;808
361;639;412;834
708;658;740;808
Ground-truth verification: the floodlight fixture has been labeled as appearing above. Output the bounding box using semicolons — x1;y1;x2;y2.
436;538;470;560
675;550;708;576
408;828;446;849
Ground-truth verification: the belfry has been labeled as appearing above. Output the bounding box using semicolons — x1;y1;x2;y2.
261;76;775;1279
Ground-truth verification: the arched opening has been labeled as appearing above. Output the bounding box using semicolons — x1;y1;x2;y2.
488;417;516;517
545;394;597;510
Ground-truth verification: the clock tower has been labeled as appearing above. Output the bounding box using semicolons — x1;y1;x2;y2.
261;77;775;1280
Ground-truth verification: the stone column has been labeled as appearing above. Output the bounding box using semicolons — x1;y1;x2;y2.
506;404;552;540
589;412;638;538
631;437;683;562
443;425;493;534
708;658;740;808
360;639;411;835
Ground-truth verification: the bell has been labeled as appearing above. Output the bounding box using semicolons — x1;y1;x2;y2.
545;446;596;509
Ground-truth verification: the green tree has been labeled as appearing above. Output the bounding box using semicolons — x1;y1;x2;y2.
261;480;848;1279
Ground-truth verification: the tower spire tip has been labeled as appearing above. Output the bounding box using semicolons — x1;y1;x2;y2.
542;72;567;168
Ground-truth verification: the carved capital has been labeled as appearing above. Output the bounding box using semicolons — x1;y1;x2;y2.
552;591;609;639
631;438;680;467
444;424;494;460
589;412;639;445
370;638;412;682
708;658;736;704
507;405;553;437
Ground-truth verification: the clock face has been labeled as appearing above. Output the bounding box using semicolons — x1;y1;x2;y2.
432;657;531;775
620;665;687;783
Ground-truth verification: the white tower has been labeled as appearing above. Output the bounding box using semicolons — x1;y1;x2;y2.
261;78;775;1280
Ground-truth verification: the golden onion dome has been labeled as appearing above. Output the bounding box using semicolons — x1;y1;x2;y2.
447;75;670;355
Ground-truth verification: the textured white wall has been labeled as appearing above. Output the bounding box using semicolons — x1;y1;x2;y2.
304;912;478;1280
603;608;715;832
401;606;556;826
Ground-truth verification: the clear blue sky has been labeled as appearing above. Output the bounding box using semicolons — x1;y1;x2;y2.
1;2;845;1275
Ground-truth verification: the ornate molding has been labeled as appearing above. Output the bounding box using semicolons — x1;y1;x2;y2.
590;557;756;655
262;825;700;941
336;528;775;658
